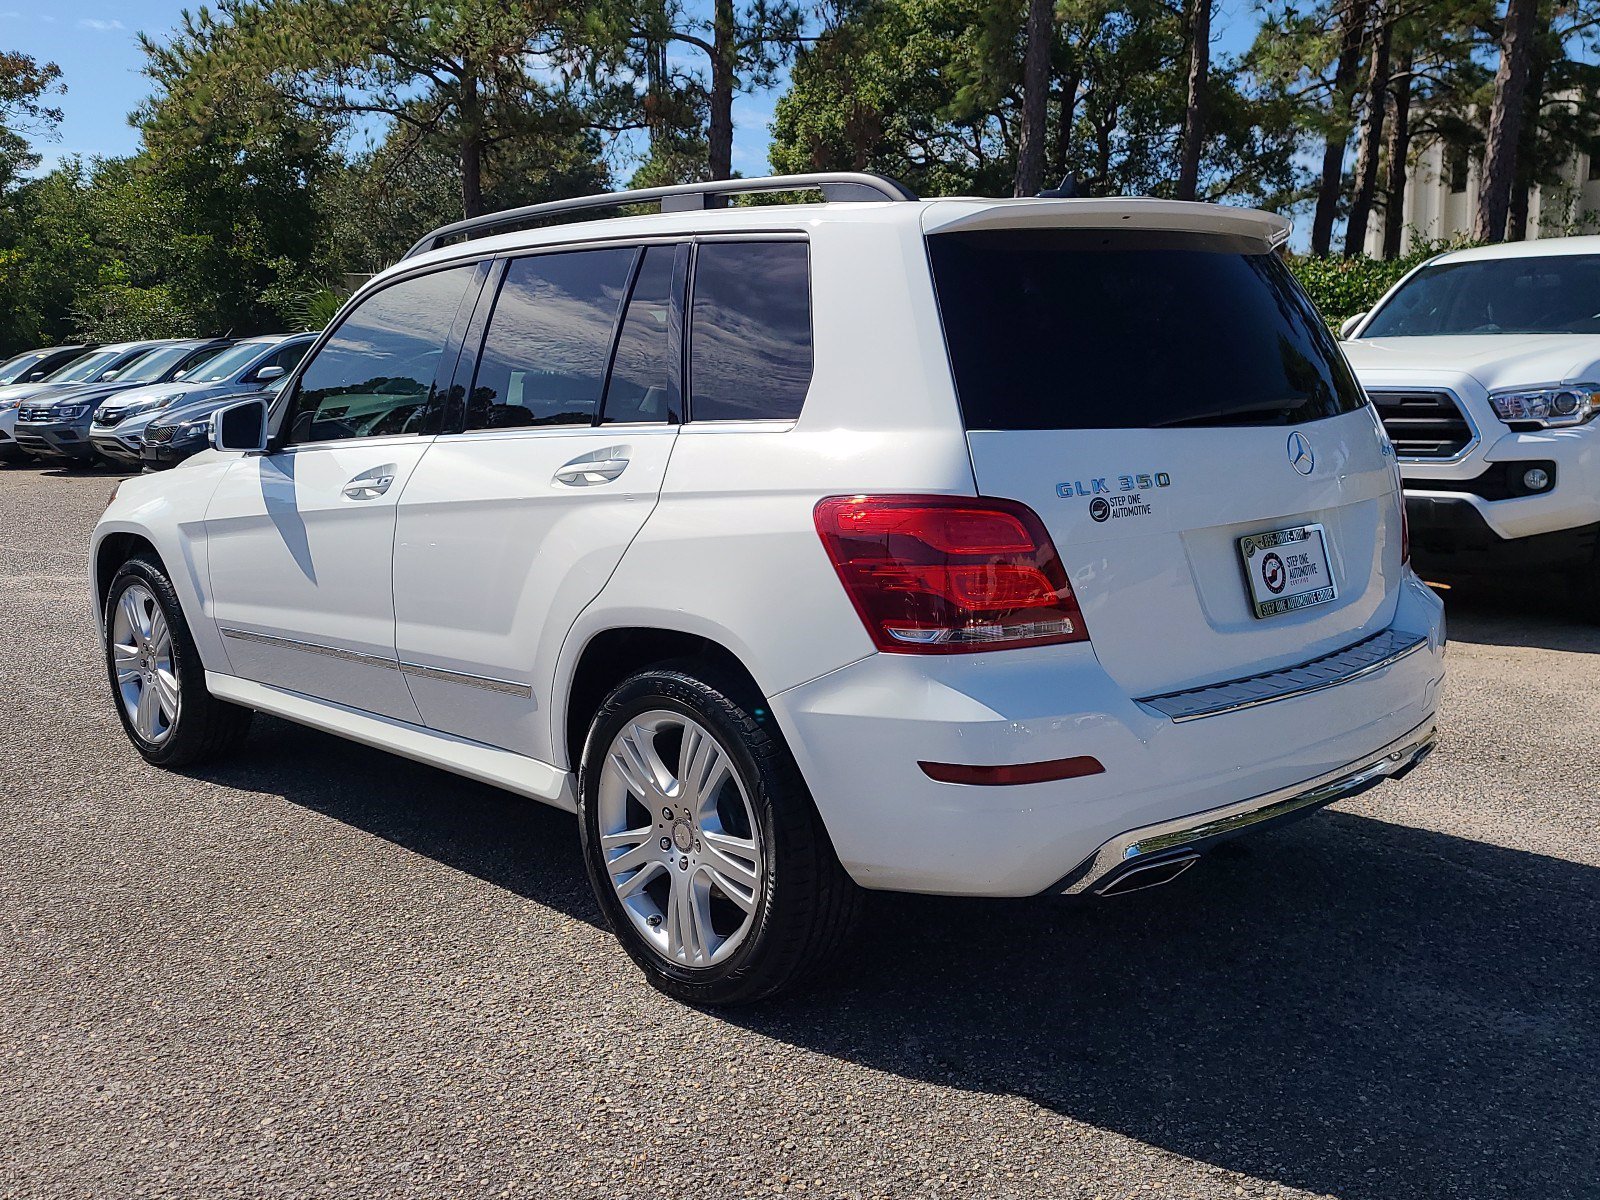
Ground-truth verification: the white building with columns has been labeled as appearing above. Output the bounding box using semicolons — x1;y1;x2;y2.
1365;136;1600;255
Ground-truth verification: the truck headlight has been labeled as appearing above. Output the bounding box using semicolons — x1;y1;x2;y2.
1489;383;1600;427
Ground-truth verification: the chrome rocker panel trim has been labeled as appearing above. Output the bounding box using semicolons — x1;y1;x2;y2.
1058;717;1438;896
1136;628;1429;723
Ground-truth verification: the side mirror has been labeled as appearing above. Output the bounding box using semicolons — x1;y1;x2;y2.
24;370;46;381
1338;312;1368;340
253;365;285;383
212;397;269;453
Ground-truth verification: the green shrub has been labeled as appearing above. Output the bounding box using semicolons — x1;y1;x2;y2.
1287;238;1479;329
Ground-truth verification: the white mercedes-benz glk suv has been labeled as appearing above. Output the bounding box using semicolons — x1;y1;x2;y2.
91;174;1444;1004
1341;237;1600;601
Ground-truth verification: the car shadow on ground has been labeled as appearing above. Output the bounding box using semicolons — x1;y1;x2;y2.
1425;573;1600;653
201;716;1599;1200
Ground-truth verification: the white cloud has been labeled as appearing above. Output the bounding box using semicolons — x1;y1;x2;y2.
77;17;125;30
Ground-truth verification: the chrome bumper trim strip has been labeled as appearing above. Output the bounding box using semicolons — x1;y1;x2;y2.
1059;718;1437;895
1137;628;1429;723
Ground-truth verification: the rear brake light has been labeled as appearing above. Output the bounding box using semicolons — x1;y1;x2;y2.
814;495;1089;653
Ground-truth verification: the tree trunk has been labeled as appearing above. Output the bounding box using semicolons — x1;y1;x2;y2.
1381;48;1412;259
459;67;483;219
1013;0;1055;196
1311;0;1371;256
1176;0;1211;201
1474;0;1541;243
1344;8;1392;255
1507;53;1547;241
708;0;737;181
1049;66;1081;182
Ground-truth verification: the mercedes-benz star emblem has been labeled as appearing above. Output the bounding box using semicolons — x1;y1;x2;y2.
1287;431;1315;476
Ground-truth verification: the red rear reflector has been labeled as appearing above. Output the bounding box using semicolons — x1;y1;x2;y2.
919;756;1106;786
814;494;1089;653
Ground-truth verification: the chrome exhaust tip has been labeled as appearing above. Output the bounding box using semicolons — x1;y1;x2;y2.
1094;849;1201;896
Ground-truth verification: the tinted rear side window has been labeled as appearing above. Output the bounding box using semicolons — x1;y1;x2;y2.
468;248;634;429
690;241;812;421
602;244;685;425
928;229;1367;430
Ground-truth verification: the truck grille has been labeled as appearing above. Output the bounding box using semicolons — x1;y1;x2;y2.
18;406;54;422
144;425;176;445
1368;389;1474;459
96;408;127;426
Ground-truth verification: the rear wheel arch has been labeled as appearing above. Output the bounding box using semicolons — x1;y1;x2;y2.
562;627;772;773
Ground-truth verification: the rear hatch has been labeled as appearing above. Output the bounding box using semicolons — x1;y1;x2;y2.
926;213;1404;698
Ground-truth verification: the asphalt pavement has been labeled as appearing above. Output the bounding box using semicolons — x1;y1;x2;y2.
2;463;1596;1200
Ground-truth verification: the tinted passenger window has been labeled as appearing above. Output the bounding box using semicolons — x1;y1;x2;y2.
291;265;475;444
602;245;684;424
690;241;812;421
928;229;1367;430
467;249;634;429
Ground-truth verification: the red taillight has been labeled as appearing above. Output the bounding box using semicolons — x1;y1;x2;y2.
813;495;1089;653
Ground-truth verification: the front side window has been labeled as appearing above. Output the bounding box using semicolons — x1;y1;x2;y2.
928;228;1367;430
1362;255;1600;337
290;265;476;444
689;241;812;421
467;248;635;430
602;244;685;424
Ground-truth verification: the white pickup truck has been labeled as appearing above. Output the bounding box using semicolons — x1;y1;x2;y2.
1341;236;1600;607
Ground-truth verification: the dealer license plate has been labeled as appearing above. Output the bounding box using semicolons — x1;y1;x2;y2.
1238;524;1337;619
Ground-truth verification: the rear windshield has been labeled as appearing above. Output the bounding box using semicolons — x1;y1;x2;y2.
928;229;1367;430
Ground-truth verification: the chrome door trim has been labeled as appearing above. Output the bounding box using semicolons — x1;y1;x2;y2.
398;661;532;698
220;627;533;698
219;627;398;672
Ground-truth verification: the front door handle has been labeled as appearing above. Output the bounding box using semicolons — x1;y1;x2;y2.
553;446;631;487
342;465;397;500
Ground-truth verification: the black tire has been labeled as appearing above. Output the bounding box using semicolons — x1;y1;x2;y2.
578;663;861;1006
103;555;253;767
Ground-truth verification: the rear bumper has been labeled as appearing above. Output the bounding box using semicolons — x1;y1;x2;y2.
770;571;1445;896
1057;718;1436;895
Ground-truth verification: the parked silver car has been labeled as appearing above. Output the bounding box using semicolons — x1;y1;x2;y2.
90;334;314;466
0;344;98;462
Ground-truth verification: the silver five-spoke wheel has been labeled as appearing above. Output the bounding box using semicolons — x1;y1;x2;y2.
110;582;179;744
596;710;763;967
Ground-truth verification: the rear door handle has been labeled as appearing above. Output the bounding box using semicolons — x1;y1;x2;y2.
553;447;630;487
342;466;396;500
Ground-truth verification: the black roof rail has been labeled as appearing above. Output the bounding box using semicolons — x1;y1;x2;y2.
401;172;919;260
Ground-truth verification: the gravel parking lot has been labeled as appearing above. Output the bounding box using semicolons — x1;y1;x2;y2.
2;463;1596;1200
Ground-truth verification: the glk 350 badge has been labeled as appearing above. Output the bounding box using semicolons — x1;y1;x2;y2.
1056;472;1172;498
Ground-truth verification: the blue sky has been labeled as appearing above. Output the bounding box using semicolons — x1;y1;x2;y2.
11;1;1263;178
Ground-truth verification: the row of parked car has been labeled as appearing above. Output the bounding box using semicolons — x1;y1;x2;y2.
0;333;314;471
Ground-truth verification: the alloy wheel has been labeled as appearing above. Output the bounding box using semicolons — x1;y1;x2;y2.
110;582;179;743
596;709;764;968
